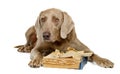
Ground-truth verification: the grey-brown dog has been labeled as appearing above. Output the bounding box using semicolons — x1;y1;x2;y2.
15;8;114;68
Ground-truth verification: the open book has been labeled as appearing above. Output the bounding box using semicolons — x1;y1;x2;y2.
42;47;93;69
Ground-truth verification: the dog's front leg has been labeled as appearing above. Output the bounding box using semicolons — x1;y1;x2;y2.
89;53;114;68
28;49;42;68
71;38;114;68
28;45;43;68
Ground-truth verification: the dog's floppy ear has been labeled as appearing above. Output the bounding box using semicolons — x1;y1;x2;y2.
60;12;74;39
35;15;41;37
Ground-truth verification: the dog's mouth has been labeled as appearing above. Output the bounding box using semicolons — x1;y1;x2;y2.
43;38;57;43
43;36;59;43
44;39;51;42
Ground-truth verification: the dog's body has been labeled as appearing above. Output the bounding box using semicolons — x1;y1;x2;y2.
15;8;114;68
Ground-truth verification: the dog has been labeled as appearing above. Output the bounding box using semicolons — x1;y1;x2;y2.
15;8;114;68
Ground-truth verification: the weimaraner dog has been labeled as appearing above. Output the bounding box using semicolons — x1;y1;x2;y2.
15;8;114;68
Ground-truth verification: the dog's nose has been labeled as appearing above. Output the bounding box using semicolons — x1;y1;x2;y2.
43;32;51;40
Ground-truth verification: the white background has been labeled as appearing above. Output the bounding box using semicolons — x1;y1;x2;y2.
0;0;120;74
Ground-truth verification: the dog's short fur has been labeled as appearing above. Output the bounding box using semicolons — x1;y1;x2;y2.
15;8;114;68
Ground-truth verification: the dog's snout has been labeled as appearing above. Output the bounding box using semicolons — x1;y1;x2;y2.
43;32;51;40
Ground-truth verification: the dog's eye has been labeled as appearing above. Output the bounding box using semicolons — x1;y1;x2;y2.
55;18;59;22
41;17;46;22
52;16;59;23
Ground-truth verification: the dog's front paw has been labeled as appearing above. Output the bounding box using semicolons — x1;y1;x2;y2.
14;45;32;53
96;58;114;68
28;59;41;68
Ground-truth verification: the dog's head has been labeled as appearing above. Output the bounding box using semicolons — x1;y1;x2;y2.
35;8;74;42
